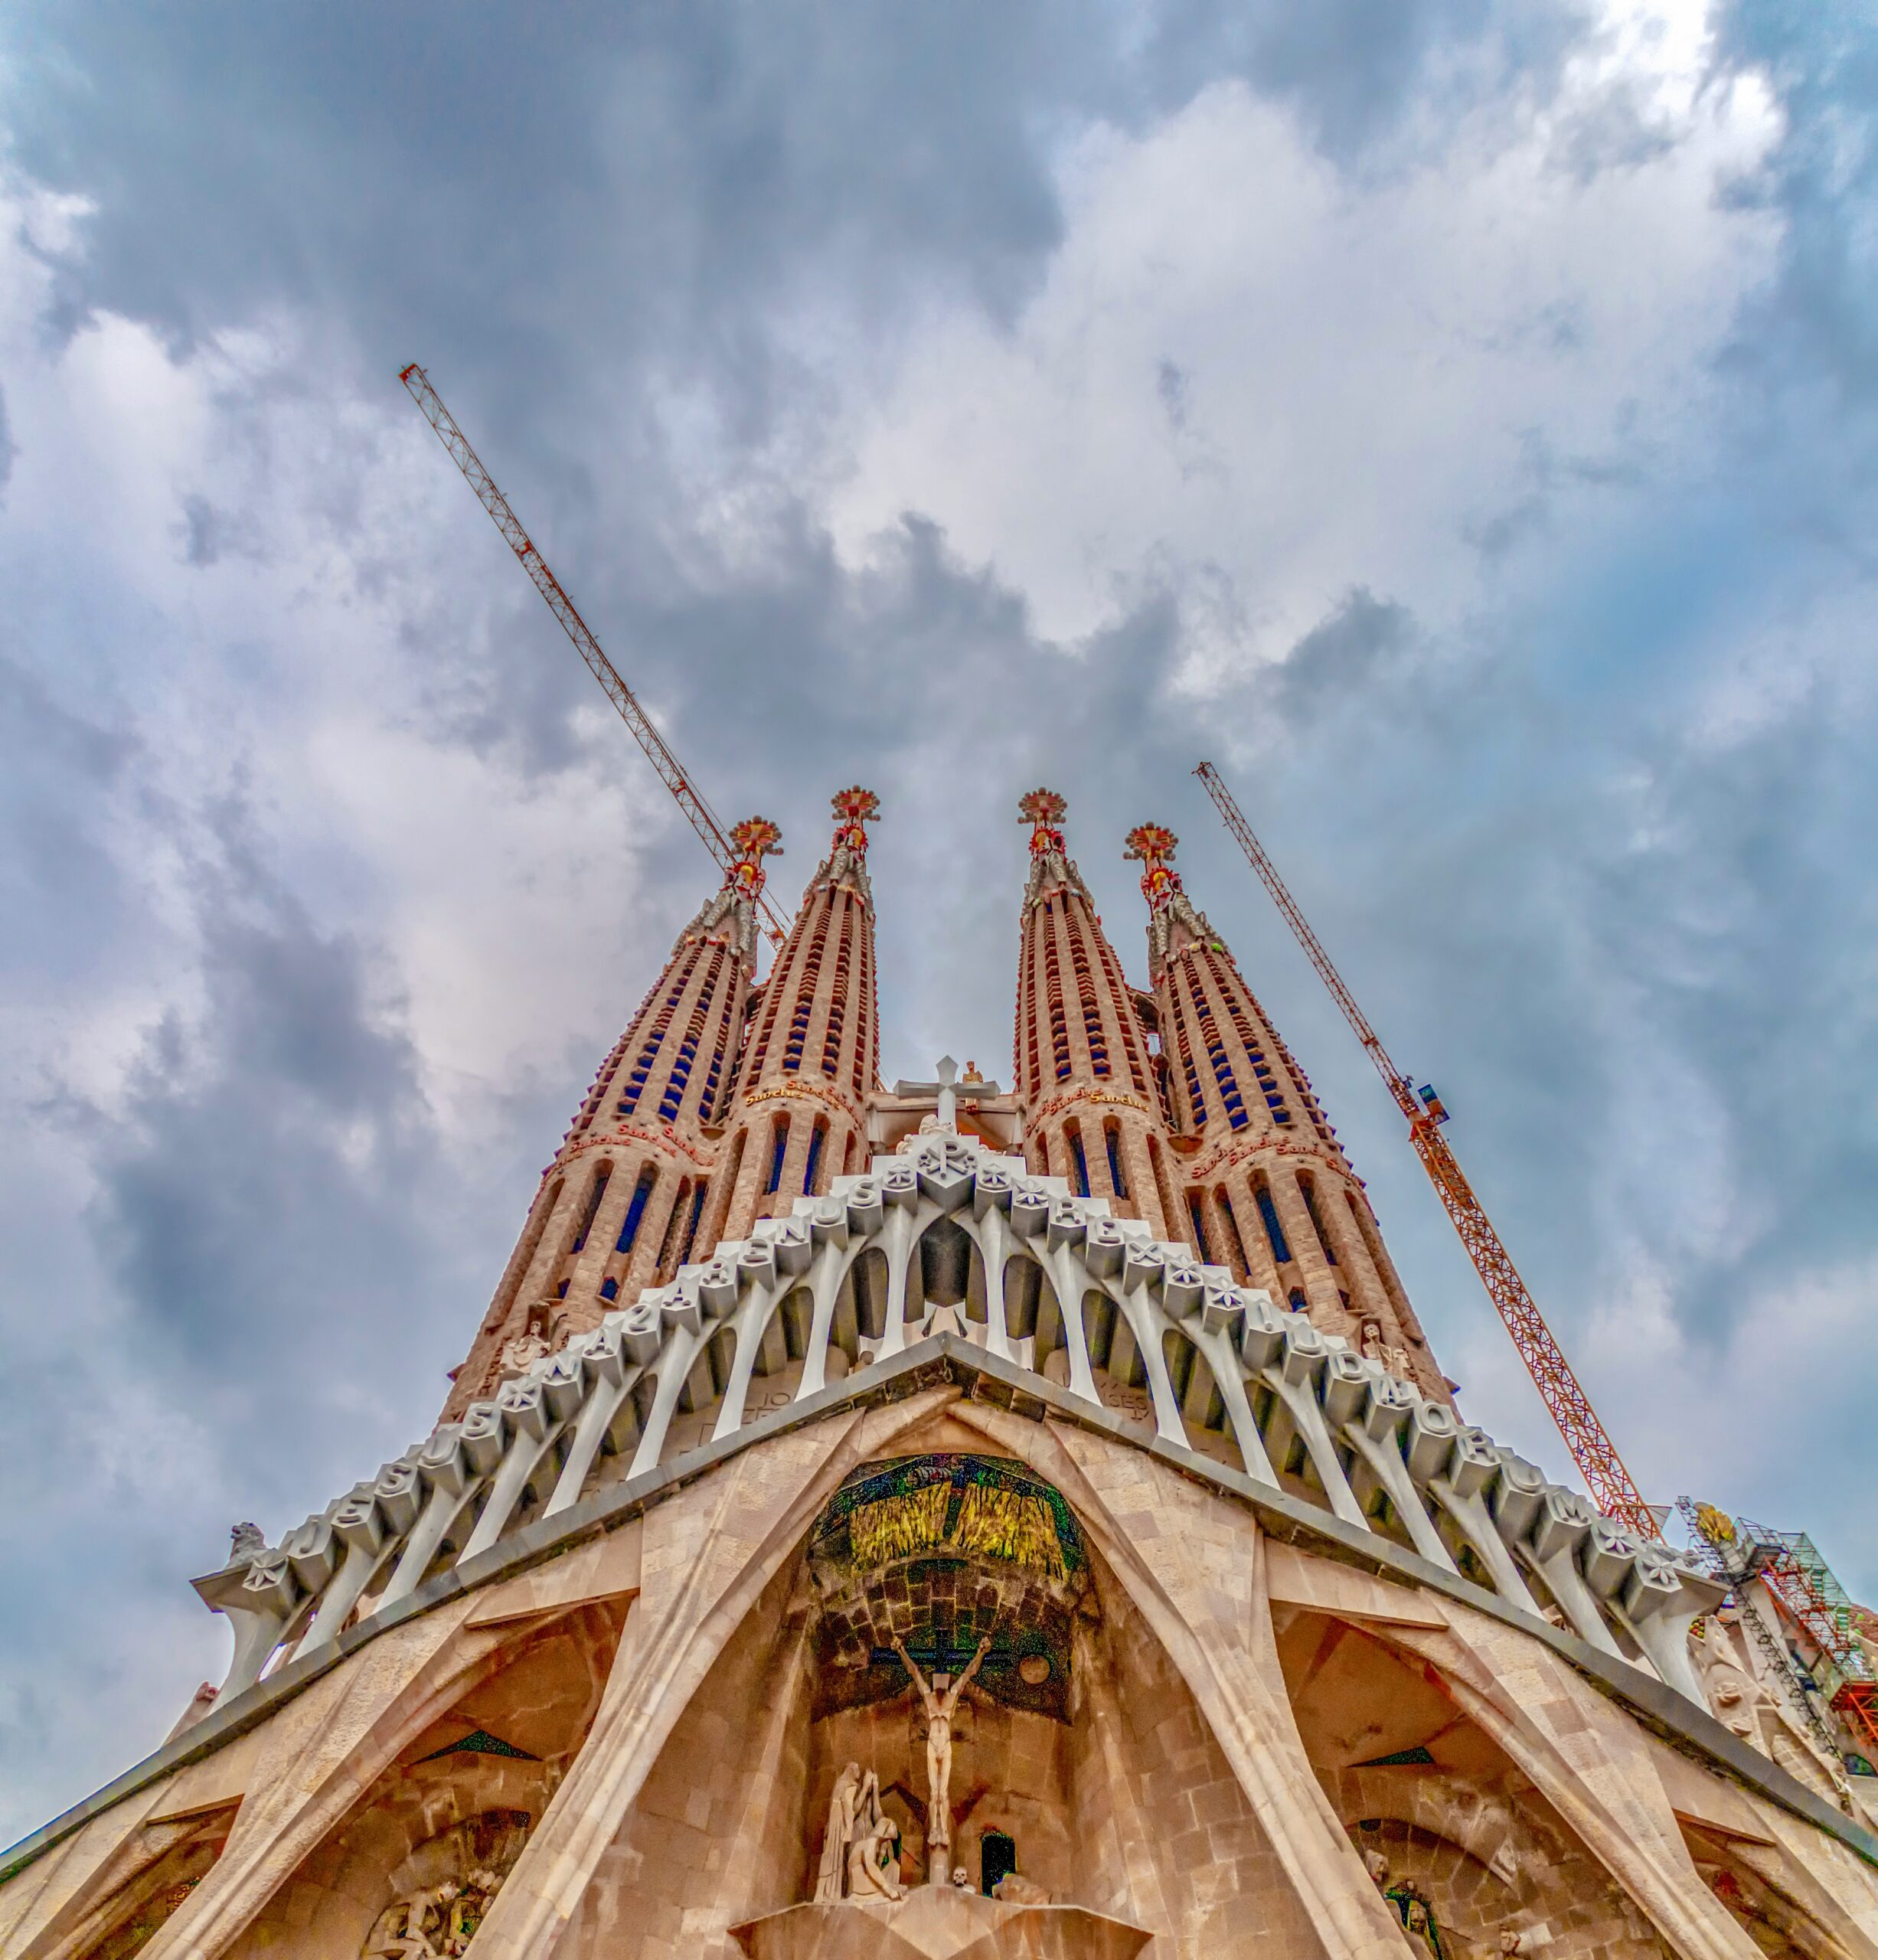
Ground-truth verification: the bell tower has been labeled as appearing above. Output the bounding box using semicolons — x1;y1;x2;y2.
1124;822;1442;1397
444;815;781;1417
1013;789;1177;1237
705;786;882;1246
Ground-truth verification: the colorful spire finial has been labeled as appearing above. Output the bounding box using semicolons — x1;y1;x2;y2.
1019;788;1068;856
1123;823;1182;913
829;786;880;854
727;816;783;902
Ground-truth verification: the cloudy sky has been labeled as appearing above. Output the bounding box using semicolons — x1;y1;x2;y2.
3;0;1876;1845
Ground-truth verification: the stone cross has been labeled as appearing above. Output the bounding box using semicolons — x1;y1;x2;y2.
935;1055;959;1132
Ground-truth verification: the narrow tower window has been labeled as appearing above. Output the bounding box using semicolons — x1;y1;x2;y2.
804;1119;827;1195
1069;1124;1090;1198
1255;1181;1292;1265
1216;1188;1250;1281
1187;1194;1213;1263
1300;1174;1339;1266
766;1116;790;1194
570;1164;611;1254
616;1166;657;1254
675;1182;707;1268
1104;1120;1128;1198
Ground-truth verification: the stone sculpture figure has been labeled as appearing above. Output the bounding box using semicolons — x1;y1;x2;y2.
495;1328;550;1383
1697;1628;1844;1798
994;1872;1050;1905
891;1632;993;1873
359;1821;527;1960
1384;1880;1445;1959
815;1763;865;1904
363;1880;462;1960
847;1815;907;1902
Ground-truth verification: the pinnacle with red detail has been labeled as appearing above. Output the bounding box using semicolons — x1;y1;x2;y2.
830;786;880;853
1018;788;1068;855
1123;823;1182;913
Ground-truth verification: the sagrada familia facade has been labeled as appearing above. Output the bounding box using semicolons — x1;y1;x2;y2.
5;788;1876;1960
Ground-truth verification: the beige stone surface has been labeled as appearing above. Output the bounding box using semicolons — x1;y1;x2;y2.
730;1888;1152;1959
1262;1542;1448;1629
18;1388;1878;1960
1386;1601;1769;1958
132;1590;543;1960
462;1389;958;1960
0;1780;174;1960
965;1406;1410;1960
465;1519;642;1629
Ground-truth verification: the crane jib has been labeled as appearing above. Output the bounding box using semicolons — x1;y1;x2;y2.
1195;759;1658;1542
400;362;788;946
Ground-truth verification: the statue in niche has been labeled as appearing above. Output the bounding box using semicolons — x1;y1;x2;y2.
814;1764;870;1904
364;1870;514;1959
360;1812;528;1958
847;1812;907;1903
1383;1879;1446;1958
891;1632;993;1874
1697;1626;1844;1795
495;1328;550;1383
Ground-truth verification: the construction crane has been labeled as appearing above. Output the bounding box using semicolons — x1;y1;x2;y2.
1194;760;1659;1541
400;364;789;946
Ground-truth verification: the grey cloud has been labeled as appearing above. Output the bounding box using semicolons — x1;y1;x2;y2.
8;0;1878;1852
1264;587;1415;727
1713;5;1878;413
0;381;14;495
1138;0;1590;162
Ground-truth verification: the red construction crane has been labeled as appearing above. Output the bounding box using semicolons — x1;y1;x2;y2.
400;363;789;946
1194;760;1660;1540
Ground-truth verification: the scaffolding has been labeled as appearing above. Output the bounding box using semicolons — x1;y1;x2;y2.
1679;1500;1877;1770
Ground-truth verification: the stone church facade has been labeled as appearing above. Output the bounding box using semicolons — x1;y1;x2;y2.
5;790;1876;1960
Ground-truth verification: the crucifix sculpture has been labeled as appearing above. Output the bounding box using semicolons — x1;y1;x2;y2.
890;1632;992;1877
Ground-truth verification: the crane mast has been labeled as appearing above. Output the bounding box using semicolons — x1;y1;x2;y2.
1194;761;1659;1541
400;364;788;946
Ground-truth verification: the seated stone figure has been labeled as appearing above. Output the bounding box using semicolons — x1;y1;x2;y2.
847;1814;907;1903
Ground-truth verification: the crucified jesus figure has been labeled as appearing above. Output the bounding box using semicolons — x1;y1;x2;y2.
891;1632;992;1874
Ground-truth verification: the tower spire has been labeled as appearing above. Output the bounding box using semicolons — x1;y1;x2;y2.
444;819;781;1416
1127;822;1442;1397
1123;822;1223;984
674;815;783;967
1013;790;1176;1236
704;786;883;1246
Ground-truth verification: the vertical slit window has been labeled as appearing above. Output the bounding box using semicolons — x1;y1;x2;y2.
570;1165;611;1253
766;1117;789;1194
655;1181;691;1276
676;1182;707;1267
616;1168;656;1254
804;1119;827;1195
1187;1194;1213;1263
1301;1176;1339;1266
1105;1122;1127;1197
1070;1125;1090;1198
1217;1189;1250;1280
1256;1183;1292;1265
